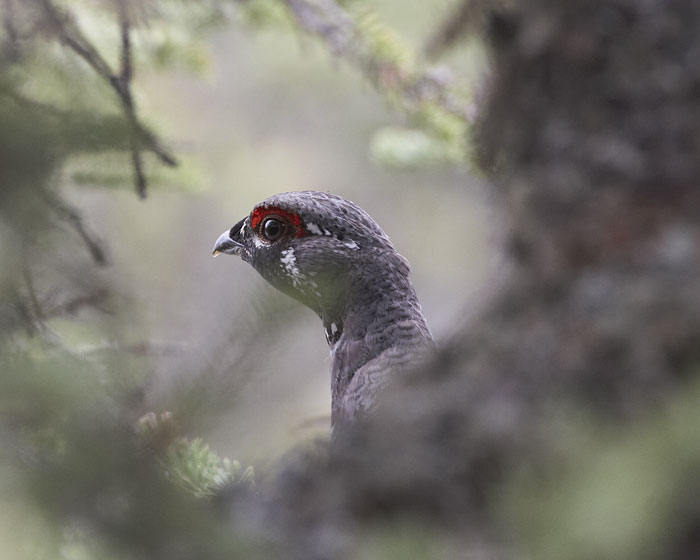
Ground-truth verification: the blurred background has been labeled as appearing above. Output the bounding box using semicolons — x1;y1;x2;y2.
7;0;493;464
7;1;698;559
130;9;493;461
0;1;493;556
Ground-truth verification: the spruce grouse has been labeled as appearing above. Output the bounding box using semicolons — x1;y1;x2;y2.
213;191;433;428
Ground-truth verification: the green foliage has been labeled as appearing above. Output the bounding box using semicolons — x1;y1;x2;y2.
68;152;206;192
369;126;455;167
263;0;476;170
0;345;254;559
0;3;257;552
165;438;255;498
0;0;480;557
354;7;415;74
414;102;470;161
368;106;470;168
354;522;462;560
68;0;230;73
136;0;241;73
350;3;473;169
502;381;700;560
147;36;211;74
236;0;291;28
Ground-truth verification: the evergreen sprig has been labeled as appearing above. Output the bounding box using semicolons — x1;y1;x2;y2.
164;438;255;498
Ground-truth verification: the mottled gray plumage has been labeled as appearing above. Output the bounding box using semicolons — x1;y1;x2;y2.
213;191;433;428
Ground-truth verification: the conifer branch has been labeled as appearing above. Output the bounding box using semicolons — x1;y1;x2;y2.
35;0;178;198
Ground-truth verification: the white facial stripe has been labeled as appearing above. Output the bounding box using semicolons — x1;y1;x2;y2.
304;221;359;250
305;222;323;236
324;321;342;347
280;247;302;287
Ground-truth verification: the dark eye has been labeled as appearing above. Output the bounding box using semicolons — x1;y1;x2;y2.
261;217;285;242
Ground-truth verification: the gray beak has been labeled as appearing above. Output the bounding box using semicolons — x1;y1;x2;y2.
212;218;246;257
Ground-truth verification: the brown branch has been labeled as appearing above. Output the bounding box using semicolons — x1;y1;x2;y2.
130;146;147;198
12;298;38;337
41;189;109;266
117;0;133;85
34;0;177;198
17;262;110;349
423;0;479;60
58;208;108;266
41;289;112;319
114;0;148;198
36;0;114;81
21;260;44;322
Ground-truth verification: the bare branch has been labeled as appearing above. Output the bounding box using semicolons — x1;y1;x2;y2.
41;189;109;266
117;0;133;85
12;298;38;337
41;289;112;319
129;146;146;198
15;261;109;352
21;260;44;322
113;0;148;198
423;0;478;60
36;0;114;82
34;0;178;197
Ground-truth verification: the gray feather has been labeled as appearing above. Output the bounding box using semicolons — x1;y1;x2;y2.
215;191;433;429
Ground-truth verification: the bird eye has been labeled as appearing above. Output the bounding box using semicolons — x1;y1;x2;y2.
260;217;286;242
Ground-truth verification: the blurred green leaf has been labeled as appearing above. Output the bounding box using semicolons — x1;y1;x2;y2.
501;381;700;560
369;126;457;167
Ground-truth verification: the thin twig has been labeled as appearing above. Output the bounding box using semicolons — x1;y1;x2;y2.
423;0;478;60
41;289;112;318
130;147;147;198
36;0;114;80
41;189;109;266
117;0;133;85
34;0;177;197
21;260;44;322
114;0;148;198
13;298;38;337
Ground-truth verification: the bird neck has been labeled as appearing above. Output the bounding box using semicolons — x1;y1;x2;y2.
320;257;433;426
319;253;432;347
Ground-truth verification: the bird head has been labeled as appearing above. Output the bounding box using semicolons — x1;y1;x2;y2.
214;191;433;426
213;191;404;320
